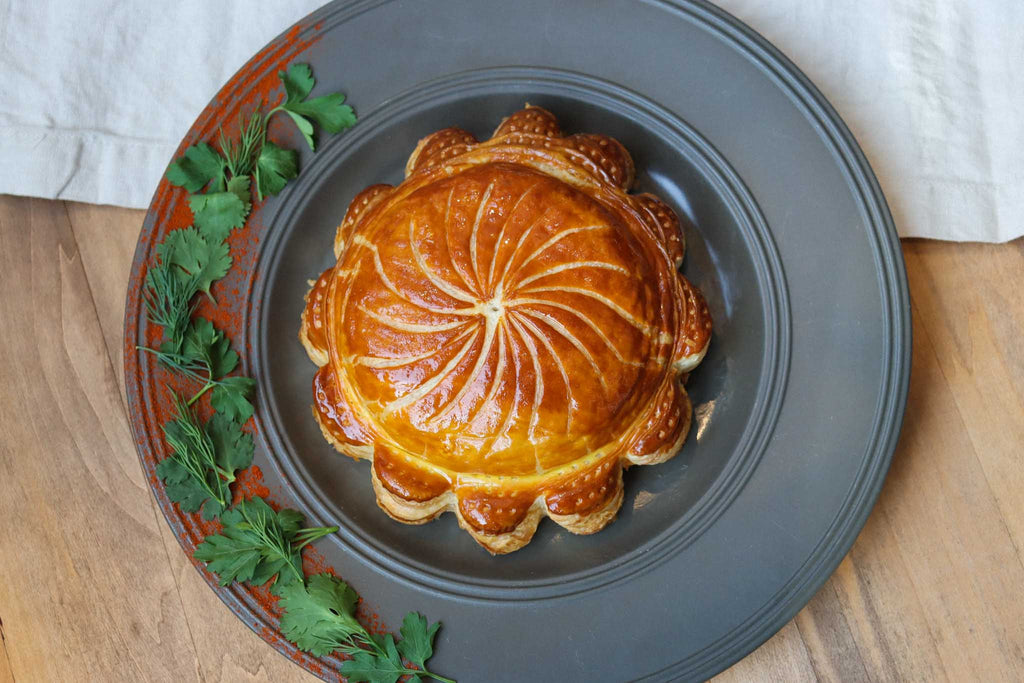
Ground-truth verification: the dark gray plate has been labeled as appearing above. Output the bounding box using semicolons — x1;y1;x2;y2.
138;1;910;680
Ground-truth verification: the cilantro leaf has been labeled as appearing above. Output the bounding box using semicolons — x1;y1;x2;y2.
278;574;454;682
211;375;256;422
166;143;227;192
256;141;298;198
397;612;441;671
189;191;248;242
149;61;459;683
158;227;231;301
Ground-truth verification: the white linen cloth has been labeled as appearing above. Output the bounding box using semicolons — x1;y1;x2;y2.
0;0;1020;242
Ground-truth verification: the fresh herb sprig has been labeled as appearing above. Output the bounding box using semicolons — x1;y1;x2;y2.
140;224;248;413
270;63;357;154
168;63;353;206
155;394;254;520
197;504;454;682
144;63;357;410
194;496;337;590
139;316;255;421
278;576;455;683
146;63;453;682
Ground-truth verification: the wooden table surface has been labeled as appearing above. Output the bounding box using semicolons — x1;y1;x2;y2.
1;195;1022;682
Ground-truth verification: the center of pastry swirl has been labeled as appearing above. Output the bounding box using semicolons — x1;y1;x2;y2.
332;163;662;476
302;105;712;554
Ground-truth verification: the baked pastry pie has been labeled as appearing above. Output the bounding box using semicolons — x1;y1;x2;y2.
300;106;711;554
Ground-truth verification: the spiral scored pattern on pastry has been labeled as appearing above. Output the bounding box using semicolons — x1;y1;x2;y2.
300;106;711;554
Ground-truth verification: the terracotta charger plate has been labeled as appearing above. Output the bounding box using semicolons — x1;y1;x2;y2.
124;1;910;681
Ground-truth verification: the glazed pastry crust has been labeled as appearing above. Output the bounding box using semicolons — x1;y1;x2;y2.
301;106;712;554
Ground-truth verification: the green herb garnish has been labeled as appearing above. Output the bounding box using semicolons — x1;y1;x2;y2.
272;63;357;152
194;496;336;590
157;226;231;302
144;259;198;356
278;575;454;683
147;61;452;681
256;140;299;199
139;317;255;421
167;62;353;208
155;394;253;520
165;142;228;193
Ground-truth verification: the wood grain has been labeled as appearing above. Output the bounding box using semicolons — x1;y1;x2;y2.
64;200;316;683
0;197;199;682
1;614;14;683
1;198;1022;682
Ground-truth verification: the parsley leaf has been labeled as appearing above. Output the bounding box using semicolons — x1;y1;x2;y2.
166;143;227;193
278;573;368;657
151;62;453;683
158;226;231;301
194;497;337;589
206;411;254;478
290;92;356;135
340;641;406;683
282;110;316;151
279;574;454;682
280;63;315;102
397;612;441;672
193;517;266;585
226;174;252;211
139;316;254;419
255;141;298;199
211;375;256;423
274;63;356;151
189;191;248;242
182;317;238;378
157;457;214;514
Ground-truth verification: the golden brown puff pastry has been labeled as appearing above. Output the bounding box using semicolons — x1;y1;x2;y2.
300;106;711;554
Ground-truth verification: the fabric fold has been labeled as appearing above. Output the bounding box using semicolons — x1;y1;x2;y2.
0;0;1020;241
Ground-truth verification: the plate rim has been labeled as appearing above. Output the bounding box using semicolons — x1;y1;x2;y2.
123;0;911;680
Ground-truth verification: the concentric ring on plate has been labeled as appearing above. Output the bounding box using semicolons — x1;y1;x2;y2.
129;0;907;678
253;68;790;597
